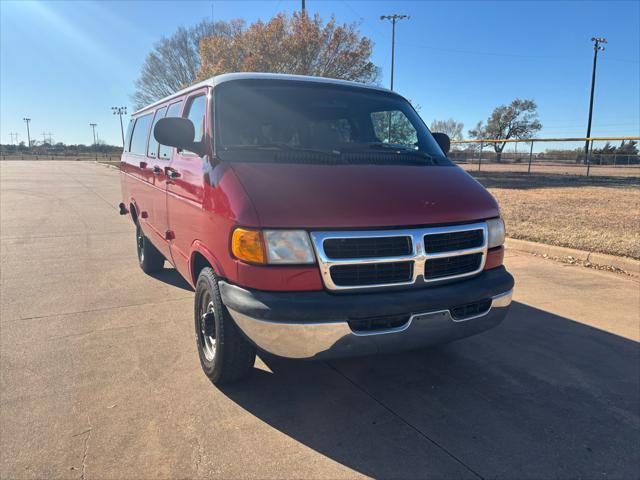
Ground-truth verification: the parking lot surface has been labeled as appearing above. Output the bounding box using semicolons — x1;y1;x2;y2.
1;161;639;479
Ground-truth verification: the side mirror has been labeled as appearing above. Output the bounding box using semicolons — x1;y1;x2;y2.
154;117;204;156
432;132;451;155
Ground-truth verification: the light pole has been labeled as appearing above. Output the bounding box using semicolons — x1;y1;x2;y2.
23;118;32;149
380;14;409;91
111;106;127;148
584;37;607;163
89;123;98;160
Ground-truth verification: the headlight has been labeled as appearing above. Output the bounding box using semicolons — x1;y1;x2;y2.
231;228;315;265
264;230;315;264
487;217;505;248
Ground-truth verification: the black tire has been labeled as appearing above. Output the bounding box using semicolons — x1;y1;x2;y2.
194;267;256;384
135;220;164;273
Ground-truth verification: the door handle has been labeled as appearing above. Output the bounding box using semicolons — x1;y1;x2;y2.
139;161;148;169
165;167;181;179
152;165;163;175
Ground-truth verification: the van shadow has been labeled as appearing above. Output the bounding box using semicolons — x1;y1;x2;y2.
217;302;640;479
149;268;193;291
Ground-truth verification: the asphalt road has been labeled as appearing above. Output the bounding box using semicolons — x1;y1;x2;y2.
1;161;639;479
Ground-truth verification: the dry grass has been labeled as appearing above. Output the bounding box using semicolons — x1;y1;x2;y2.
471;172;640;259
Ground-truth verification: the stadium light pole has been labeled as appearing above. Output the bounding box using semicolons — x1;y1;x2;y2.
89;123;98;160
111;106;127;147
23;118;32;149
380;14;409;91
584;37;607;163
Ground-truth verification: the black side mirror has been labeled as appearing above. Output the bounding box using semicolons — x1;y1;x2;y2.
432;132;451;155
154;117;204;156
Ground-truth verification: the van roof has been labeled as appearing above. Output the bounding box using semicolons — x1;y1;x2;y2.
132;72;394;116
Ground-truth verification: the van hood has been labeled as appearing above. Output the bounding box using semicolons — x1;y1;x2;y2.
228;163;499;229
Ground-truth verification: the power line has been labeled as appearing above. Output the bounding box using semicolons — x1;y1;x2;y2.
89;123;98;161
111;107;127;147
23;118;32;148
380;14;410;91
584;36;607;166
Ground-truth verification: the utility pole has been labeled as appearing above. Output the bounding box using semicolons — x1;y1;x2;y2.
111;106;127;148
584;37;607;163
9;132;19;145
23;118;32;148
41;132;48;145
301;0;305;13
380;14;409;91
89;123;98;160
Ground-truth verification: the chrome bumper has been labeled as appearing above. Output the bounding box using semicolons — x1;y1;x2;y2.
228;290;513;360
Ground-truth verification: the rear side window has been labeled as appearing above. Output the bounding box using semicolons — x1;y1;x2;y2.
129;113;153;156
159;101;183;159
147;106;167;158
124;120;134;152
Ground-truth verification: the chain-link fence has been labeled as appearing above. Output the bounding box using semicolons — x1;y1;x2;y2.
450;136;640;177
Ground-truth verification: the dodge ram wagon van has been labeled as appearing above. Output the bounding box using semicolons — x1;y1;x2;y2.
119;73;514;384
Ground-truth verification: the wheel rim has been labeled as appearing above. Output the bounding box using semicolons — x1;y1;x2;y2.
136;224;144;263
199;294;216;362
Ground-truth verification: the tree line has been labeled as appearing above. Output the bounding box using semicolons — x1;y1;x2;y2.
1;141;122;155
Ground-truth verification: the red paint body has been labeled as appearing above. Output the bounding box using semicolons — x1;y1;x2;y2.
120;83;502;292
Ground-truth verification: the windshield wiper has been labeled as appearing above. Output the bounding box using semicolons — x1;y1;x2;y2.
341;142;441;164
222;143;338;155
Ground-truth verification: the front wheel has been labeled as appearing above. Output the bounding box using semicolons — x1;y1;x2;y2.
195;267;256;384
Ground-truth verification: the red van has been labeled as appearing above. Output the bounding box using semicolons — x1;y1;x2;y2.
119;73;514;384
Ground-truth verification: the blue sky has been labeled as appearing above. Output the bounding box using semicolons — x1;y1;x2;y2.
1;0;639;147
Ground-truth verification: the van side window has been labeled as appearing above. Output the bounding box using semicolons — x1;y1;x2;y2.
183;94;206;154
124;120;135;152
159;101;183;159
147;106;167;158
129;113;153;156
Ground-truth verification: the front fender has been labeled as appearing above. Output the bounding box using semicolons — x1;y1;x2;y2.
189;240;226;286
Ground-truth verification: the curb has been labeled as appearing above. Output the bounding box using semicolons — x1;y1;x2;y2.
505;238;640;277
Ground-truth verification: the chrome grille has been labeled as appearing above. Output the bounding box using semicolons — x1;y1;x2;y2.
424;253;483;279
330;261;413;286
324;236;411;259
311;222;488;291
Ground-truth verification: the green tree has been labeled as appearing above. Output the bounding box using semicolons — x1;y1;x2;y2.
469;99;542;162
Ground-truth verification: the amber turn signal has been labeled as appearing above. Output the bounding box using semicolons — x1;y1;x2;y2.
231;228;266;264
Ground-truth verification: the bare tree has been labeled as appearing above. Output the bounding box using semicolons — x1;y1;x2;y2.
430;118;464;140
131;20;233;109
469;99;541;162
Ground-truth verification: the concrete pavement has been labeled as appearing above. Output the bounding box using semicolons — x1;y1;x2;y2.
1;161;639;479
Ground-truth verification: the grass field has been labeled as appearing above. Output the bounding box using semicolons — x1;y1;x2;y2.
472;172;640;259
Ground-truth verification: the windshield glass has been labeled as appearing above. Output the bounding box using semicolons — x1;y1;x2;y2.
214;80;451;166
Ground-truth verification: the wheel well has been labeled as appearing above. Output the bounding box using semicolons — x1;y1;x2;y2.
191;252;212;284
129;203;138;224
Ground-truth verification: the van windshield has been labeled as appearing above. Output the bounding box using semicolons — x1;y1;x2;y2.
214;80;452;166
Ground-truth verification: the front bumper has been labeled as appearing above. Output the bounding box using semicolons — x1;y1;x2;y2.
220;266;514;360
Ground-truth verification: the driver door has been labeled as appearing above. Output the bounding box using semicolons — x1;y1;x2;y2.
166;88;209;279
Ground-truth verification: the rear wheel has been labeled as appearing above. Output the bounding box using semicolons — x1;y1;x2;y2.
195;267;256;384
135;220;164;273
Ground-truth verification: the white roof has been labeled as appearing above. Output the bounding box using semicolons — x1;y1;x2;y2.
132;72;394;116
